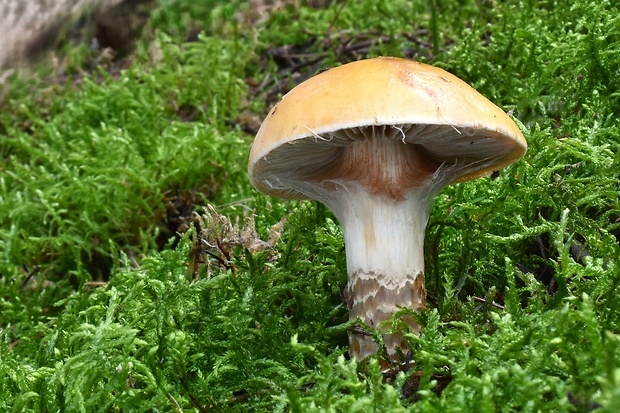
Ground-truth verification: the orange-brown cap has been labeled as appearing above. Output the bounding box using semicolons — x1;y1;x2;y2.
249;57;527;199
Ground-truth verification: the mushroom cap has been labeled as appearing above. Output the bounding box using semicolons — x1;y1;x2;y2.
249;56;527;199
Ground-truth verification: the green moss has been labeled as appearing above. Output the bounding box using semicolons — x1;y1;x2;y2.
0;33;252;282
1;0;620;411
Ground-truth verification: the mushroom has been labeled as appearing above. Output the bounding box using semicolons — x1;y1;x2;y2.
248;57;527;361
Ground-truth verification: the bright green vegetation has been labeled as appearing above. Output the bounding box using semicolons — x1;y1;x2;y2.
1;0;619;411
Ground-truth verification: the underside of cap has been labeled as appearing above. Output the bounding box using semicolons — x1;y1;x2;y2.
249;57;527;199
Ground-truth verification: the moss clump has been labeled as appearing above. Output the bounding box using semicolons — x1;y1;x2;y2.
1;0;620;411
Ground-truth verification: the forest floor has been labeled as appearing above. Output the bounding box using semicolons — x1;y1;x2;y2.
1;1;619;411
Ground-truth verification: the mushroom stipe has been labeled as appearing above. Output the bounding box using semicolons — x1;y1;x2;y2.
248;57;527;362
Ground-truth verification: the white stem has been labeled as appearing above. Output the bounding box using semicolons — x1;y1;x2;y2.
323;183;432;360
284;134;463;361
